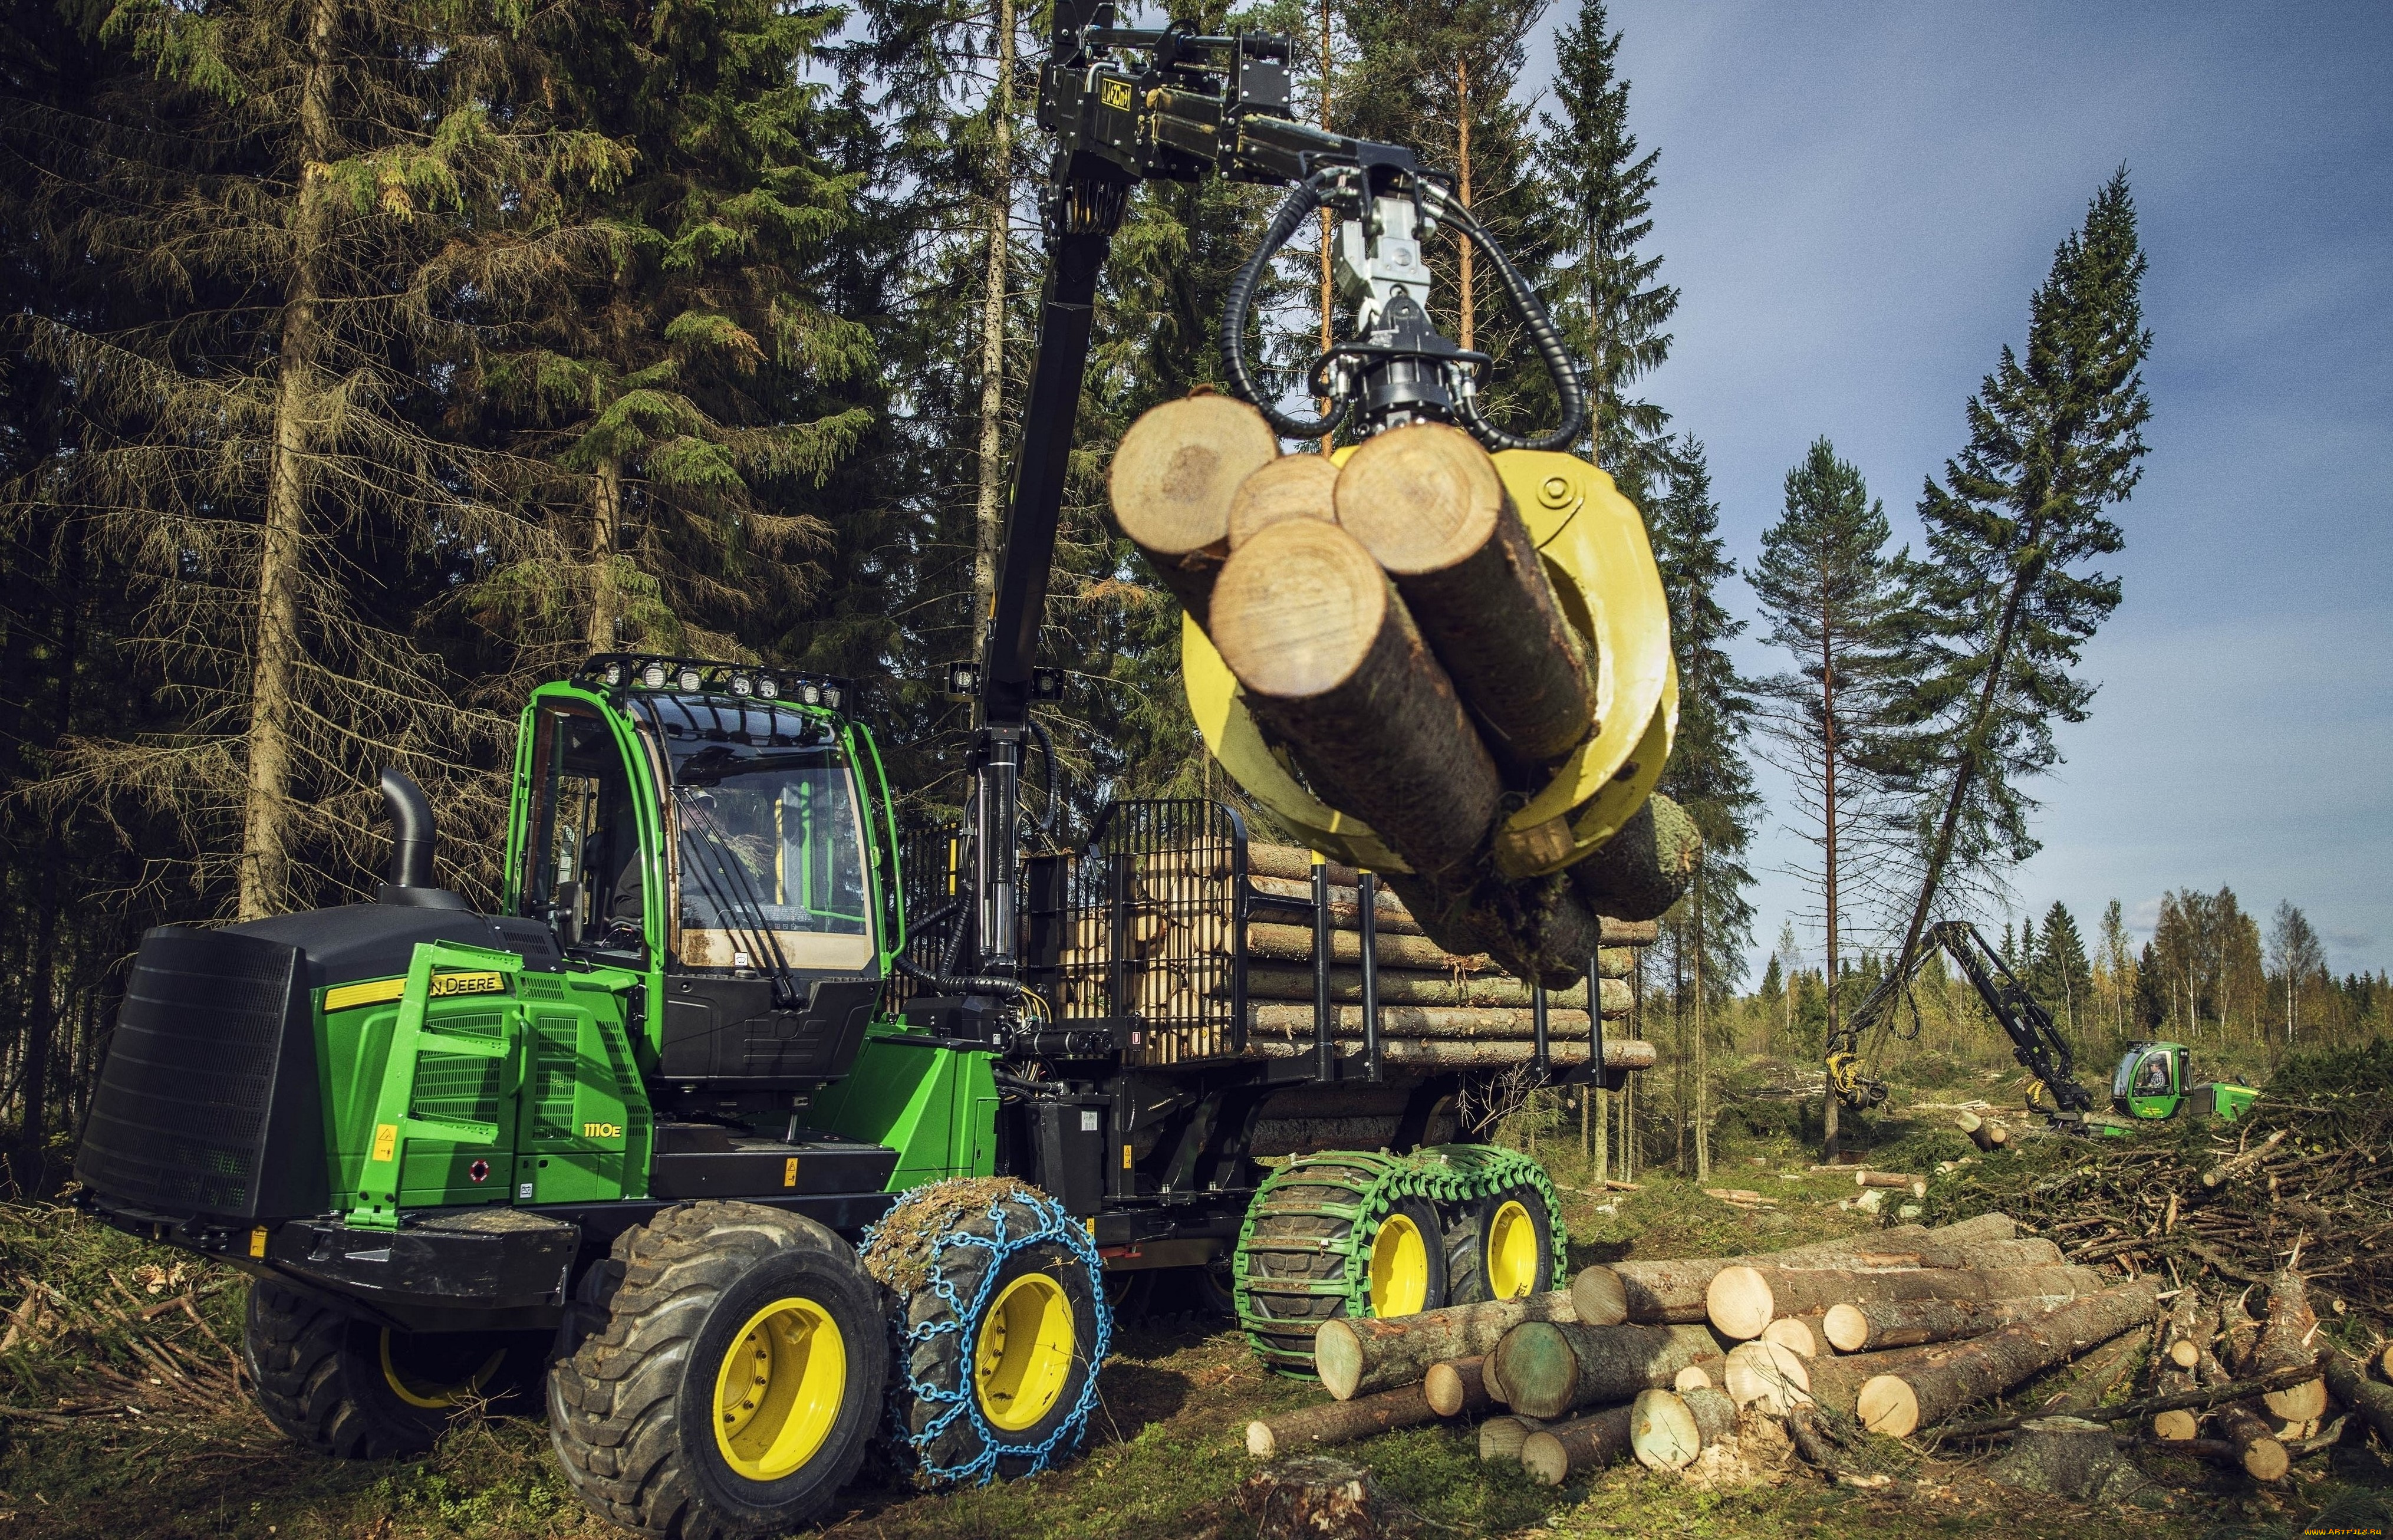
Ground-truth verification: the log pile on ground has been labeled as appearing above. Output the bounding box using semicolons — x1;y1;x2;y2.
1112;402;1694;985
1244;1179;2393;1497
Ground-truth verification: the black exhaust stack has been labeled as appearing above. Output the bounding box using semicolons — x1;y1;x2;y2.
378;768;468;909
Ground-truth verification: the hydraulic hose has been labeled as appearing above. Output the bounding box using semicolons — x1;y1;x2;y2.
1220;175;1346;440
1026;715;1059;837
894;954;1021;998
1422;184;1589;454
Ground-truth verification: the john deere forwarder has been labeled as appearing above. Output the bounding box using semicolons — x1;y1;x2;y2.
73;12;1676;1536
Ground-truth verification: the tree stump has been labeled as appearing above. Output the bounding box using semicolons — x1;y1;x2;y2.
1239;1456;1402;1540
1987;1417;2156;1505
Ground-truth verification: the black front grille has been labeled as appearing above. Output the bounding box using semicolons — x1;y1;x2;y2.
75;926;327;1220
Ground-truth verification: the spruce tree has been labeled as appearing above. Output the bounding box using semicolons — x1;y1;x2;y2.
1749;437;1915;1149
2035;901;2091;1033
1539;0;1676;498
11;0;622;917
1884;171;2152;971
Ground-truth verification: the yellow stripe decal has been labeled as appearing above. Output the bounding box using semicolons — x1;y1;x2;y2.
324;977;406;1012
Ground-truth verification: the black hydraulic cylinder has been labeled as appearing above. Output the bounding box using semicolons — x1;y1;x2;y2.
1531;977;1549;1080
1359;870;1381;1084
1589;949;1605;1087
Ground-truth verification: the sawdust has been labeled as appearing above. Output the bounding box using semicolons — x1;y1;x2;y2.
1676;1410;1794;1491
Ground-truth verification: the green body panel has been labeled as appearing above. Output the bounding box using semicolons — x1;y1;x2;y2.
320;942;649;1224
809;1036;998;1189
2112;1041;2257;1123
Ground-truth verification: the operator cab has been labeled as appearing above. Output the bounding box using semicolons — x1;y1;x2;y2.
2112;1040;2187;1117
513;658;890;1104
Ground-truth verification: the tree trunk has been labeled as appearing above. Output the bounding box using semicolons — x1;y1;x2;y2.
587;456;625;650
1236;964;1622;1009
2250;1270;2328;1422
1568;795;1701;923
1490;1320;1721;1420
2150;1287;2205;1439
973;0;1017;634
1247;1001;1630;1040
1819;596;1841;1157
2322;1352;2393;1449
2208;1400;2290;1482
243;0;341;921
1229;453;1339;550
1630;1385;1736;1470
1423;1356;1492;1418
1246;1036;1656;1071
1822;1293;2073;1354
1242;923;1515;971
1520;1403;1635;1486
1333;423;1595;766
1110;396;1281;625
1568;1215;2018;1325
1246;1383;1438;1457
2048;1324;2150;1416
1846;1280;2161;1436
1212;518;1501;884
1315;1293;1576;1400
1705;1261;2110;1341
1693;860;1709;1182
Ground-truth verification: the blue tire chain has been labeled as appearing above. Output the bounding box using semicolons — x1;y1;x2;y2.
1232;1143;1568;1376
858;1180;1113;1484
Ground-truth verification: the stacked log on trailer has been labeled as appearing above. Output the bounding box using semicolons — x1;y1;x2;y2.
1054;832;1660;1080
1111;400;1699;989
1244;1208;2376;1499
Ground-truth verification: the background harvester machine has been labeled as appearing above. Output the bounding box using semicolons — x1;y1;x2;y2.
69;8;1686;1536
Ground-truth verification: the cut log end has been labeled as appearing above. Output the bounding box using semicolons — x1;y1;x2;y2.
1315;1319;1364;1401
1477;1414;1541;1462
1706;1264;1775;1341
1673;1363;1715;1393
1520;1403;1635;1487
1723;1339;1811;1414
1762;1315;1818;1359
1571;1265;1629;1327
1423;1357;1483;1419
1212;519;1392;701
1110;395;1278;559
1246;1419;1276;1458
2168;1338;2199;1370
1334;421;1504;577
1227;452;1339;551
1856;1374;1920;1437
1630;1387;1703;1471
2261;1378;2329;1423
1822;1303;1869;1354
2151;1408;2201;1441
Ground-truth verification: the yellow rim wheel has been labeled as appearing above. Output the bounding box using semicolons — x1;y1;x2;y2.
1484;1200;1541;1299
378;1331;505;1410
974;1273;1075;1432
712;1297;847;1482
1368;1212;1430;1318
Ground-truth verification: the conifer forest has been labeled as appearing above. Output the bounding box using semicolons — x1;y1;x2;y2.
0;2;2387;1537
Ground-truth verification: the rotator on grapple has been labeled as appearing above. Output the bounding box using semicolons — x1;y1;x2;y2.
70;9;1675;1538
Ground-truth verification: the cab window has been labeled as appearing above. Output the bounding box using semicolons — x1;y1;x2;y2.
520;703;648;952
2134;1054;2172;1095
644;696;876;972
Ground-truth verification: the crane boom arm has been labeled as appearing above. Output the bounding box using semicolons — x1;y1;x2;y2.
1830;921;2092;1114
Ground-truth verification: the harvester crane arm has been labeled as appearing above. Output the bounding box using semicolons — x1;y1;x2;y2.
952;1;1586;995
1829;920;2093;1117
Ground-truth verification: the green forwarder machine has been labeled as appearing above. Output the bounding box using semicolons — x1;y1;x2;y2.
74;14;1668;1538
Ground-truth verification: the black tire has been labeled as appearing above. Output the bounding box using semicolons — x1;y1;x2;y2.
1443;1183;1557;1305
1236;1154;1449;1374
243;1278;544;1459
548;1201;887;1539
861;1179;1111;1485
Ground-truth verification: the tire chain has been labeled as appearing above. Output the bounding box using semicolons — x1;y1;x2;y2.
1232;1143;1567;1376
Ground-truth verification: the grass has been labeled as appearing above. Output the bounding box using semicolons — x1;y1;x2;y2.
5;1078;2391;1539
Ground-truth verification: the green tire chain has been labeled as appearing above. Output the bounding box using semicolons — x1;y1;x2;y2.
1233;1143;1567;1376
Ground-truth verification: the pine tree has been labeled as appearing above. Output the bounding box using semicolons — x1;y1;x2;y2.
1884;171;2152;969
2035;900;2091;1034
1748;436;1915;1146
1538;0;1675;497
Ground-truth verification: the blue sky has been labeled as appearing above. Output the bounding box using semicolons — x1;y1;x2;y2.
1524;2;2393;979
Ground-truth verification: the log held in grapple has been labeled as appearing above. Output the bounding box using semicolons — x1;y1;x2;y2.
1108;394;1279;626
